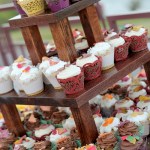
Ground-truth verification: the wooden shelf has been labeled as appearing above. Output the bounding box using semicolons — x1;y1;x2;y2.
0;49;150;108
9;0;99;28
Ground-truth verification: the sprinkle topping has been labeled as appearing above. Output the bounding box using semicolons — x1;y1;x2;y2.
103;117;114;127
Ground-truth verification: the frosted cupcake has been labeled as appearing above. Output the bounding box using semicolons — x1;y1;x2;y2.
0;66;13;94
137;96;150;112
97;132;117;150
88;42;114;70
100;117;120;133
115;97;134;110
62;116;76;131
100;94;117;117
14;136;35;149
49;128;70;144
34;124;55;140
93;113;104;131
58;107;72;115
12;55;32;70
75;144;97;150
126;111;150;136
44;57;67;89
57;65;84;94
123;24;148;52
104;30;130;61
137;69;147;81
128;80;147;100
117;75;132;88
19;66;44;96
73;29;89;51
76;54;102;80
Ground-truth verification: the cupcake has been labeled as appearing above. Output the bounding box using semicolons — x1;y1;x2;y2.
44;57;67;89
93;113;104;131
104;30;130;61
72;29;89;51
12;56;32;70
115;97;134;110
51;110;69;124
62;116;76;131
70;127;80;141
100;117;120;133
137;69;147;81
18;0;45;16
34;124;55;140
75;144;97;150
87;42;114;70
120;135;143;150
126;111;150;136
96;132;117;149
117;75;132;88
118;121;138;136
19;66;44;96
76;54;102;80
24;113;40;131
128;80;147;100
14;136;35;149
123;24;148;52
40;106;58;120
115;108;133;121
58;107;72;116
49;128;70;143
34;141;51;150
89;95;102;106
57;65;84;94
46;43;56;53
0;66;13;94
57;136;77;150
100;94;117;117
137;96;150;112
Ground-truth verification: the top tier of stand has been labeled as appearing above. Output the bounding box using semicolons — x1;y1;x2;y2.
0;49;150;108
9;0;99;28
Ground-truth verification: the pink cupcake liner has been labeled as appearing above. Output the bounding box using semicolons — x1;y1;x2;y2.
129;31;148;52
114;37;131;62
46;0;70;12
83;56;102;81
57;71;84;95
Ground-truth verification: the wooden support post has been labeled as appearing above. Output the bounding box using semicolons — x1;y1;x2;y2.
71;103;98;145
21;25;46;65
79;5;104;47
144;60;150;85
0;104;25;136
49;18;77;63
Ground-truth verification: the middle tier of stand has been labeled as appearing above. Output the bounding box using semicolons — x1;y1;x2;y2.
0;49;150;108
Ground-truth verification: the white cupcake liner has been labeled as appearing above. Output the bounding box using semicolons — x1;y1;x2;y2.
101;49;114;70
20;76;44;96
46;75;62;89
0;79;13;94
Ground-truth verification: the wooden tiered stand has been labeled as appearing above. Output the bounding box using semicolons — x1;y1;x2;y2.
1;0;150;145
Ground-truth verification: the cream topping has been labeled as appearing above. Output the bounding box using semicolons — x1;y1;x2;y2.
0;66;11;82
115;99;134;109
108;37;125;47
125;28;145;37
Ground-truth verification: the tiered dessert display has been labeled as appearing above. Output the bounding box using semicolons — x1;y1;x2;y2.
0;0;150;148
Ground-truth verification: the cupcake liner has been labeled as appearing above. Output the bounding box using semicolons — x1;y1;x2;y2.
82;56;102;81
0;79;13;94
18;0;45;17
100;106;115;117
129;31;148;52
46;0;70;12
13;0;26;15
57;71;84;95
114;37;131;62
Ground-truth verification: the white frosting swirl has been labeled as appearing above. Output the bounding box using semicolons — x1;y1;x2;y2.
125;28;145;37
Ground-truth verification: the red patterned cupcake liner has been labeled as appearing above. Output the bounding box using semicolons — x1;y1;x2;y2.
57;71;84;95
83;56;102;81
114;37;131;62
129;31;148;52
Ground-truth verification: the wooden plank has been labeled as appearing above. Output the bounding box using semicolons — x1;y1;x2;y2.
49;18;77;63
0;104;25;136
9;0;100;28
0;50;150;107
71;103;98;145
21;25;46;65
144;60;150;86
79;5;104;47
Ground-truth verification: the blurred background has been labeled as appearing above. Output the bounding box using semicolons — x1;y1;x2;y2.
0;0;150;65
